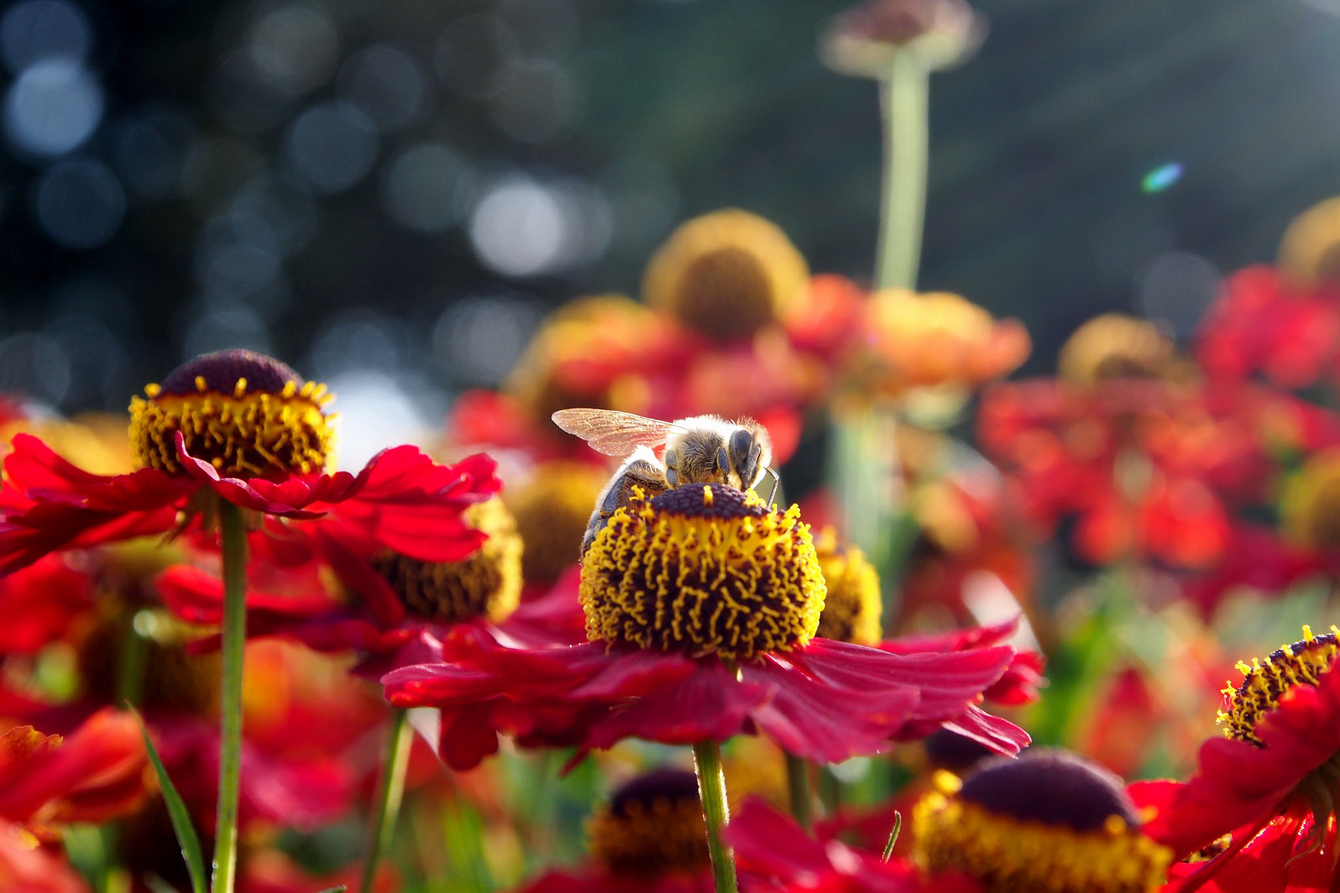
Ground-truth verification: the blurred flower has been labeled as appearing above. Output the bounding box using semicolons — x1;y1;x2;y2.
1196;266;1340;390
642;209;809;343
813;527;883;646
821;0;986;75
1280;449;1340;550
1142;626;1340;891
503;296;688;424
0;708;149;837
912;751;1172;892
850;288;1030;403
0;349;500;574
385;484;1027;768
0;821;92;893
504;460;608;588
1278;195;1340;286
1056;313;1178;386
514;768;711;893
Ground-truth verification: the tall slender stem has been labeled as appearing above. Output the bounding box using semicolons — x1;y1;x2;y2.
875;51;930;291
784;753;812;830
211;502;248;893
361;707;412;893
692;739;738;893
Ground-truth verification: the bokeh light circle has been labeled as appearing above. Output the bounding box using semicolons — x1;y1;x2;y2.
0;0;91;74
3;58;102;157
282;100;379;195
381;143;469;233
33;158;126;249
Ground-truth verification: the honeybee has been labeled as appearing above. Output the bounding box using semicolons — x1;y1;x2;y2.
551;408;778;557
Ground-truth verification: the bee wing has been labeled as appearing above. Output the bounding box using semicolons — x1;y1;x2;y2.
551;408;684;457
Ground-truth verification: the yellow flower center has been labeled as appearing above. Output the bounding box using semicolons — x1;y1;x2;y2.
505;461;608;585
913;753;1172;893
580;483;825;661
588;768;709;876
1219;625;1340;745
1057;314;1175;385
370;498;522;624
643;209;809;342
129;349;333;479
813;527;883;646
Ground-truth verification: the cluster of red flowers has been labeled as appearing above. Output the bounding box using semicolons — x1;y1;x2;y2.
6;183;1340;893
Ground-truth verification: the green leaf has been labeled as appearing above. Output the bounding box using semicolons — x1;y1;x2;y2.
315;887;348;893
130;708;207;893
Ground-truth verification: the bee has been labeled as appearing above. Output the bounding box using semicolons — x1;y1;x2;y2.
551;408;778;557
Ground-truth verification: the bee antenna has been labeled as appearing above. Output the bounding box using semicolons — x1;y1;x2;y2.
764;466;782;508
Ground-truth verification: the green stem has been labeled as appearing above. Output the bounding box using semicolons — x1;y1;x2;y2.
875;51;930;291
818;767;841;817
691;740;738;893
361;707;412;893
211;503;248;893
784;753;812;830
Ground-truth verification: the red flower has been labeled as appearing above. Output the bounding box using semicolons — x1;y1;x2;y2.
0;555;94;655
0;708;149;835
0;350;501;574
383;484;1027;770
1142;628;1340;891
0;821;92;893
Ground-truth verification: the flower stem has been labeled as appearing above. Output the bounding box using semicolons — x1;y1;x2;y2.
211;502;248;893
784;753;812;830
360;707;412;893
692;739;738;893
875;50;930;291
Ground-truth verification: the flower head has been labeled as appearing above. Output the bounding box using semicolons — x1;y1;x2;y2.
514;768;711;893
580;484;824;661
0;350;501;573
1279;195;1340;286
913;750;1172;893
813;528;883;646
643;209;810;342
506;461;608;586
1057;314;1177;386
129;349;333;479
1139;626;1340;891
821;0;985;76
385;485;1027;769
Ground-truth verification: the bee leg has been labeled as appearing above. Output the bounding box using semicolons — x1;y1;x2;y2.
580;456;670;561
664;448;679;487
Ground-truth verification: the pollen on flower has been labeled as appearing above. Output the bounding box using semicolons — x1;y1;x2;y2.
813;527;883;645
643;209;810;341
1218;625;1340;745
588;768;709;876
580;482;826;661
912;751;1172;893
129;349;334;479
370;497;523;624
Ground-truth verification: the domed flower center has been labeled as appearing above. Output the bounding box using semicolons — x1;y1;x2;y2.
1057;314;1174;386
580;483;825;661
673;247;776;340
1219;625;1340;745
813;528;882;646
588;768;709;876
643;209;809;342
370;498;522;624
913;750;1172;893
129;349;333;479
506;461;608;585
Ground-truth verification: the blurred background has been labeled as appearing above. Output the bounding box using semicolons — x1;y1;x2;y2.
0;0;1337;460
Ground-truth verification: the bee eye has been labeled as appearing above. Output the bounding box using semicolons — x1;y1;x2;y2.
728;428;753;459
